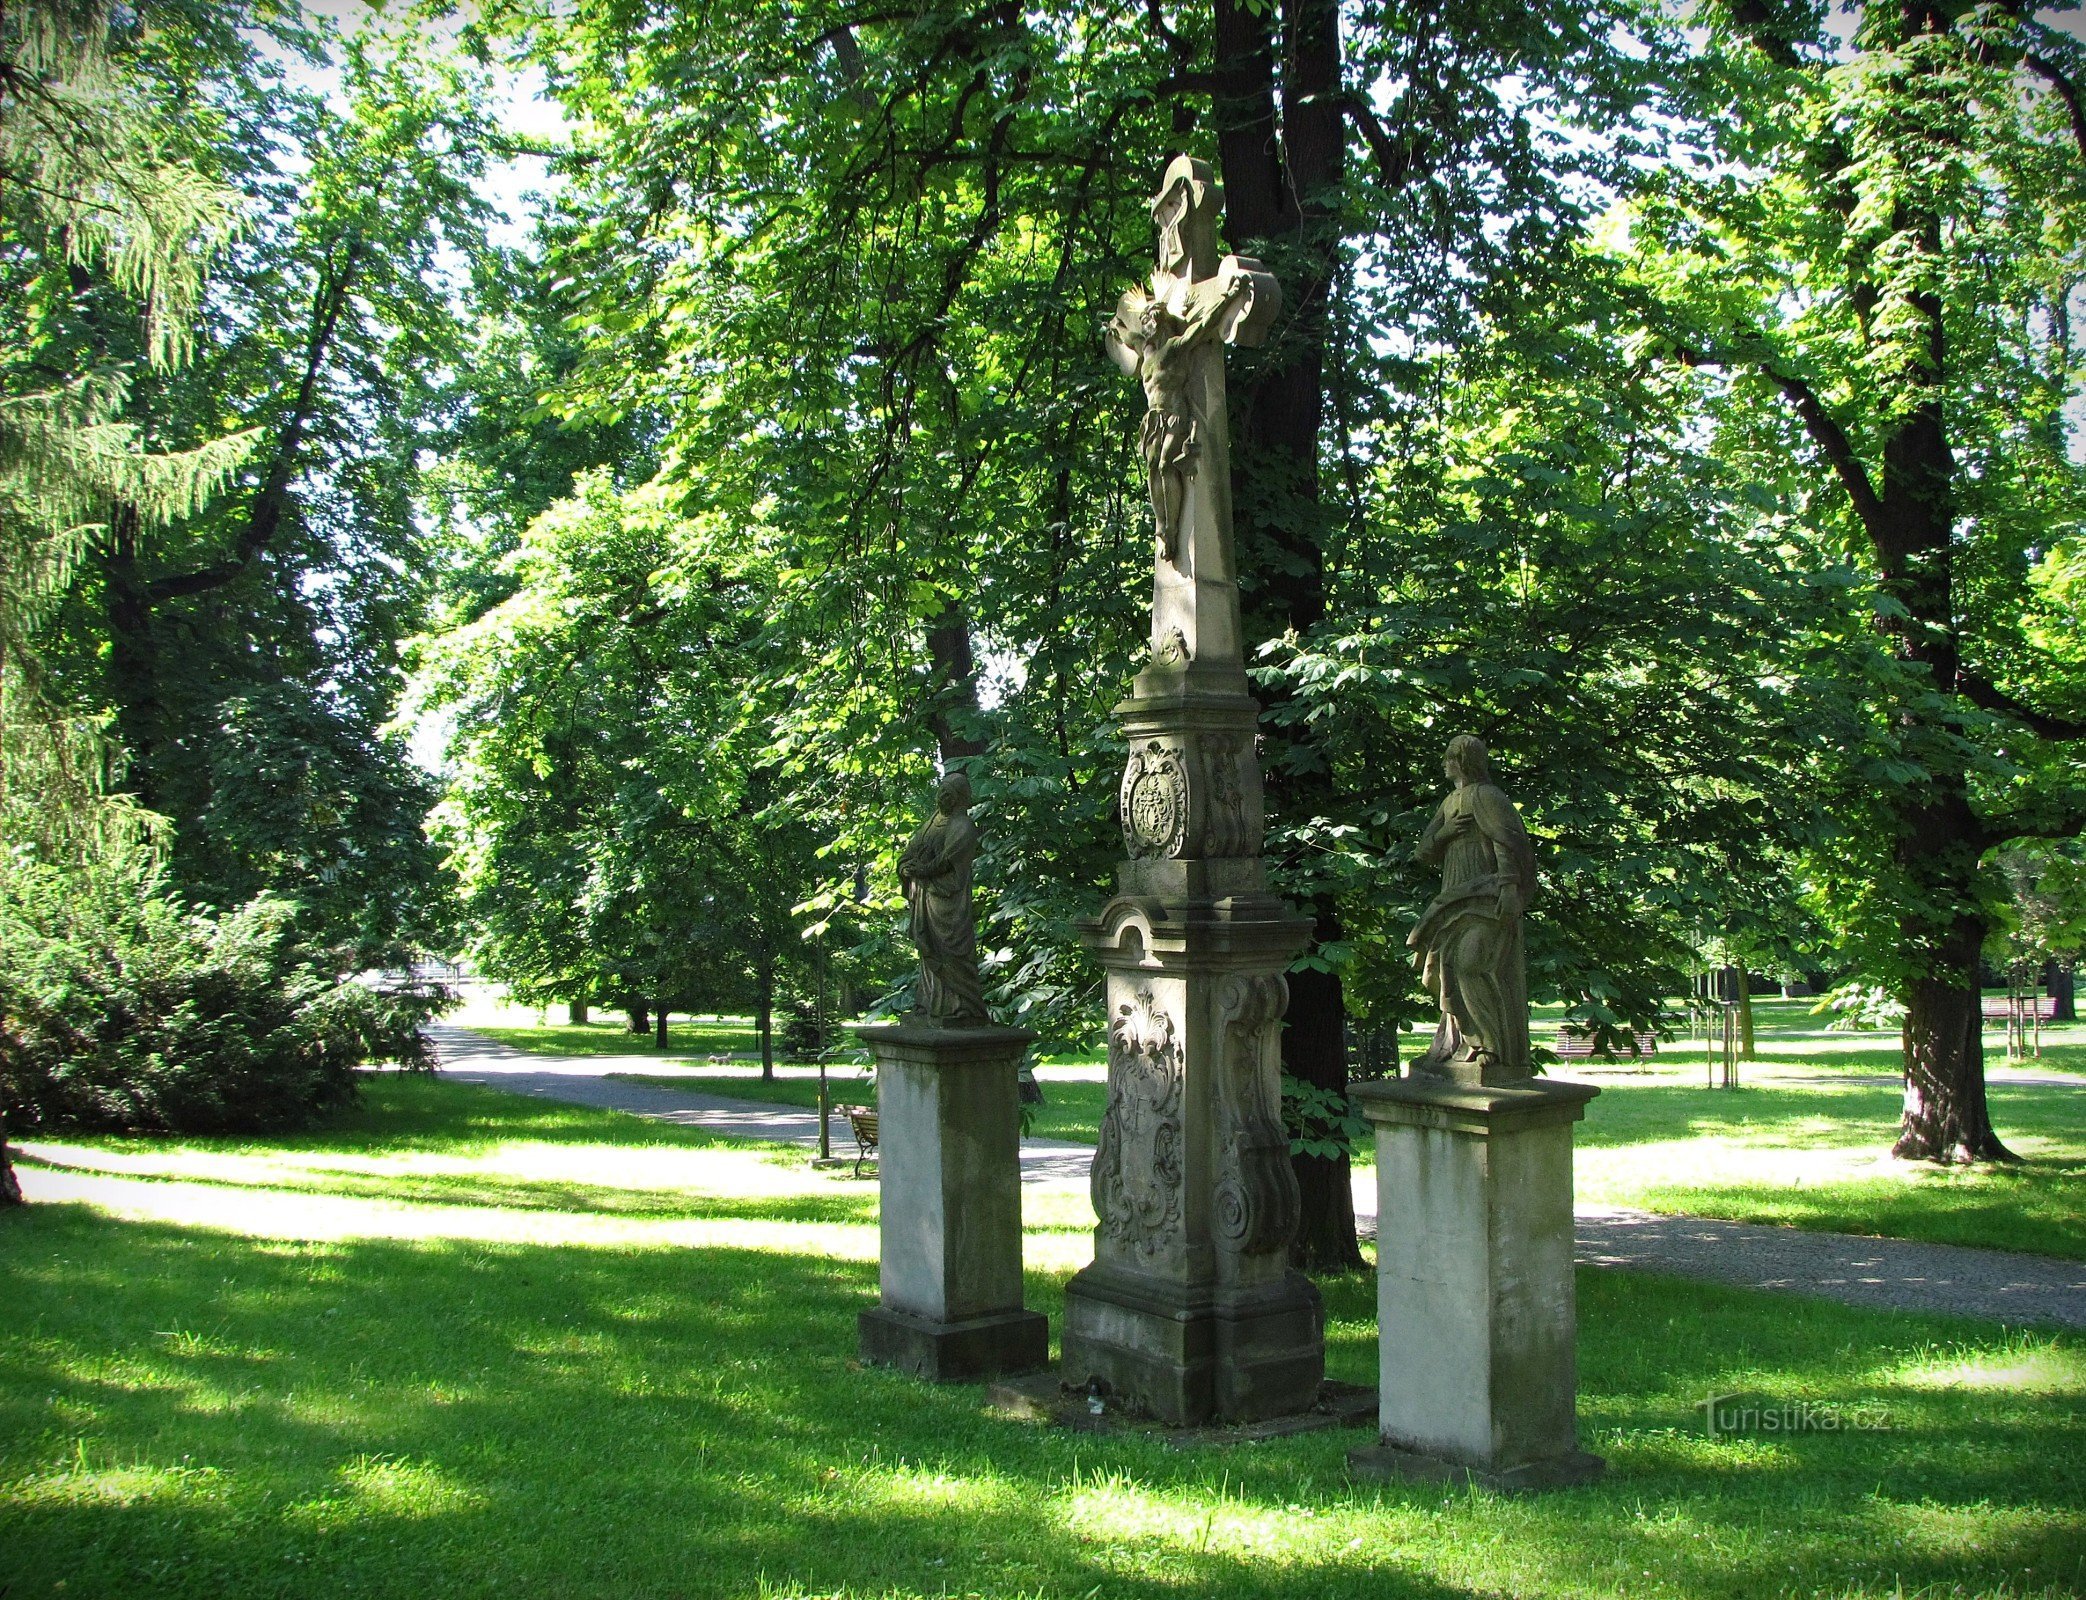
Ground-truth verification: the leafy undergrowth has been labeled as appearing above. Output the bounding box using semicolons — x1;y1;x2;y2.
3;1075;2082;1600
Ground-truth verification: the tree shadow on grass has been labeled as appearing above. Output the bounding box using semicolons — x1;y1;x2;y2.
9;1156;880;1225
1;1206;2080;1600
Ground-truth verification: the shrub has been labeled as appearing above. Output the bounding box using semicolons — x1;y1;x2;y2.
1811;980;1906;1033
0;864;445;1136
782;998;827;1062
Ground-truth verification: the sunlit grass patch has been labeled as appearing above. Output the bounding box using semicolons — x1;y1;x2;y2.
5;1061;2081;1599
463;1018;758;1059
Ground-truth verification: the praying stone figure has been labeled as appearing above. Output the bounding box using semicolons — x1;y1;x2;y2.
899;770;989;1027
1408;736;1536;1085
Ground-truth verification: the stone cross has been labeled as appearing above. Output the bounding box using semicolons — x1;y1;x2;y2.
1103;155;1279;674
1064;157;1319;1427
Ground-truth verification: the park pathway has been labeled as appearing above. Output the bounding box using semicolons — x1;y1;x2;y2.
429;1023;1098;1184
428;1025;2086;1331
18;1025;2078;1329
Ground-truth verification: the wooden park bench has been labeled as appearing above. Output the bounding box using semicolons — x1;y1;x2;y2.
1981;996;2056;1021
1554;1027;1659;1064
844;1107;879;1178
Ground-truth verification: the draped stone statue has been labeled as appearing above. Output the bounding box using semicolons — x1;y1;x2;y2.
1408;736;1536;1085
899;770;989;1027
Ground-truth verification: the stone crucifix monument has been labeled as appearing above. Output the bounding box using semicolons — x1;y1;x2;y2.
855;770;1048;1382
1349;737;1604;1490
1060;156;1322;1425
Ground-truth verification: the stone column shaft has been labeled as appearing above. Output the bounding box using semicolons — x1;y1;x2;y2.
856;1022;1048;1383
1348;1077;1605;1491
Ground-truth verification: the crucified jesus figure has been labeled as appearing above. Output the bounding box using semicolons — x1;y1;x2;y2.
1104;156;1279;571
1106;266;1265;563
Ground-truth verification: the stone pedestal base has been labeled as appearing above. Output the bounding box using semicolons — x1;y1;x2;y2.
1062;1264;1322;1426
859;1305;1050;1383
1351;1075;1602;1490
853;1021;1045;1383
1347;1441;1605;1493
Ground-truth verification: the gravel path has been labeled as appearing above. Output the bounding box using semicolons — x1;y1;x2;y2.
1565;1205;2086;1326
22;1024;2076;1330
430;1023;1097;1184
434;1025;2086;1329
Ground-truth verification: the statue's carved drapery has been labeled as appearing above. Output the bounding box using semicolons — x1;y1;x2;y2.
1408;736;1536;1085
899;771;988;1026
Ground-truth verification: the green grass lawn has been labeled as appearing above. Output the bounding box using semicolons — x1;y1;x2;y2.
5;1072;2082;1600
1551;999;2086;1259
466;1017;760;1059
1573;1079;2086;1259
466;999;2085;1259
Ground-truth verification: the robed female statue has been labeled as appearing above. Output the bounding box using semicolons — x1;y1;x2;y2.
899;770;989;1027
1407;736;1536;1084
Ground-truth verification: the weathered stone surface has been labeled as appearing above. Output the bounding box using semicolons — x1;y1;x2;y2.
858;1304;1049;1384
1065;156;1321;1426
1103;155;1279;673
1346;1440;1606;1494
1352;1075;1603;1489
856;1021;1045;1382
1408;736;1537;1086
898;771;989;1027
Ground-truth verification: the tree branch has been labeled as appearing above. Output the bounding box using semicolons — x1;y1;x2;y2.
1992;2;2086;164
1983;789;2086;844
2026;51;2086;165
1342;94;1431;191
1678;340;1886;531
1958;672;2086;742
1722;0;1805;70
146;233;365;602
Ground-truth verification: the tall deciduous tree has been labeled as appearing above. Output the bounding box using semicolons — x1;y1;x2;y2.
417;473;830;1045
514;0;1668;1269
40;13;501;958
1623;1;2086;1160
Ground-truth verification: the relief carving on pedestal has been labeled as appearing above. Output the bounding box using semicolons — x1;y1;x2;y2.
1120;742;1188;859
1211;972;1299;1256
1093;985;1184;1258
1197;734;1253;858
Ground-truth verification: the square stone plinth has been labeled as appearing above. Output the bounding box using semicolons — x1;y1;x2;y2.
859;1305;1050;1383
853;1021;1045;1383
1061;1264;1323;1426
1352;1075;1603;1490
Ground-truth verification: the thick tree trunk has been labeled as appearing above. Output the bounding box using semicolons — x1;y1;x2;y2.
1211;0;1362;1273
0;1116;22;1207
626;1000;650;1035
567;998;590;1026
758;963;776;1083
2047;959;2076;1023
1895;913;2013;1161
654;1004;669;1050
924;599;989;764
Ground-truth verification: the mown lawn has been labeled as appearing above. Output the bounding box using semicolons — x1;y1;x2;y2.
1551;1000;2086;1260
4;1073;2081;1600
459;999;2086;1258
609;1070;1114;1147
465;1017;760;1059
